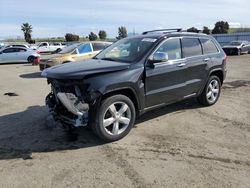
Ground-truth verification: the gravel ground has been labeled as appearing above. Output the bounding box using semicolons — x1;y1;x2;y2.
0;55;249;188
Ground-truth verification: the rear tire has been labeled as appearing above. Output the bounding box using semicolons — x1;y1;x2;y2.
92;95;136;142
198;75;221;106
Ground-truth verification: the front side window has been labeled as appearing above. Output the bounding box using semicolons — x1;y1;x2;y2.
182;38;202;58
228;41;242;46
39;43;48;47
95;37;156;63
154;38;182;60
200;38;218;54
78;43;92;54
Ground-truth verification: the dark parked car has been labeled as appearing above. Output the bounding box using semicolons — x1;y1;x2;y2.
42;29;227;142
222;41;250;55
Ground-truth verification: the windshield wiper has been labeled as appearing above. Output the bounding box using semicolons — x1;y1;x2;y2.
100;57;116;61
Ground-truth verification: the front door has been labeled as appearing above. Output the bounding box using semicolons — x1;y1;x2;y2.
145;38;188;107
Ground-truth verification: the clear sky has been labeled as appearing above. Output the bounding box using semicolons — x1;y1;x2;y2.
0;0;249;39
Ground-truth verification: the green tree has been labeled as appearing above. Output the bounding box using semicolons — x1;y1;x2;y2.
65;33;80;41
98;30;107;40
89;32;98;41
117;26;128;39
21;23;33;43
187;27;199;33
212;21;229;34
202;26;210;34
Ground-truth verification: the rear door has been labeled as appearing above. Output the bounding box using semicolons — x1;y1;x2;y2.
145;38;188;107
181;37;208;96
13;48;28;62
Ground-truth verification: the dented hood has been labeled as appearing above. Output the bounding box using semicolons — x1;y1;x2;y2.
41;59;130;79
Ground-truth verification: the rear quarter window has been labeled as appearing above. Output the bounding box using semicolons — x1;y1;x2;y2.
182;38;202;58
200;38;219;54
92;43;106;51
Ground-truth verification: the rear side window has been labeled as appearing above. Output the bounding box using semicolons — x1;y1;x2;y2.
78;43;92;54
182;38;202;58
15;48;27;52
155;38;182;60
200;38;218;54
92;43;106;51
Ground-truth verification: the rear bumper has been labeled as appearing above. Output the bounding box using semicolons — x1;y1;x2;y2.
223;48;239;55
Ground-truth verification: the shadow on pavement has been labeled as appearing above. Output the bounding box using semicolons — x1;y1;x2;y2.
0;99;203;160
19;72;43;79
0;105;104;160
136;98;203;124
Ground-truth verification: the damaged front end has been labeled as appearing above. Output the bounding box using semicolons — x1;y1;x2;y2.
45;79;100;129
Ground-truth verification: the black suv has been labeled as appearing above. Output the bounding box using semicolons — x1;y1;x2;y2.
42;29;227;142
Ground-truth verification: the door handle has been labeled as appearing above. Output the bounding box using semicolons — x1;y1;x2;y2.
203;58;210;62
177;63;186;67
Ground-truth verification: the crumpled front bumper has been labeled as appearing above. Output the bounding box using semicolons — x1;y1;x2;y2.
46;90;89;128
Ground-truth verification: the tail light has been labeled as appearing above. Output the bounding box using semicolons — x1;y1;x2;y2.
33;57;40;65
36;51;40;54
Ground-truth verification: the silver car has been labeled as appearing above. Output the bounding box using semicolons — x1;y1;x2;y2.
0;47;40;64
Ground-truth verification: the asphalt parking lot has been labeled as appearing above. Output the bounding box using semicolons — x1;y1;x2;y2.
0;55;249;188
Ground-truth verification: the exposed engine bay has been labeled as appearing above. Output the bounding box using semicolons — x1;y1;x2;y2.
45;79;99;129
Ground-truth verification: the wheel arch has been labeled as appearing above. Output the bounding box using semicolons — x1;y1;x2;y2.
101;87;140;117
209;69;224;85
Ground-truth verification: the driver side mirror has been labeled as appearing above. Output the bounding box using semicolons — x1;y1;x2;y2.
148;52;168;64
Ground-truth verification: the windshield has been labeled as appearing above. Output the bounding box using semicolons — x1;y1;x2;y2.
95;37;157;63
59;43;81;54
229;41;242;46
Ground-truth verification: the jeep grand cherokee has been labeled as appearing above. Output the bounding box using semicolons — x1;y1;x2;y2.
42;29;227;142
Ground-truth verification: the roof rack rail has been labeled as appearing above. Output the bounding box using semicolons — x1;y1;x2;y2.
142;28;182;35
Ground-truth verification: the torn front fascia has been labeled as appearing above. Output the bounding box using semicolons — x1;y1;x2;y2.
46;91;89;128
46;80;101;128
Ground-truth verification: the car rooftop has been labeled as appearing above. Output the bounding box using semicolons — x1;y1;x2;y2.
129;30;208;40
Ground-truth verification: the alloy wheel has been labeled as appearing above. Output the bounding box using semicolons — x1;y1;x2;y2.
103;102;131;135
206;79;219;103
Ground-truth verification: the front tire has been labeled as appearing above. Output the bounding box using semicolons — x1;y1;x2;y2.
92;95;136;142
27;56;35;63
237;49;241;55
198;75;221;106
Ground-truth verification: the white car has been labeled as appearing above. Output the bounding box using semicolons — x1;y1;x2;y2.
33;42;65;53
0;47;40;64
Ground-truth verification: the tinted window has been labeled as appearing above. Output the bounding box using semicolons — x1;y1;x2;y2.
155;38;182;60
3;48;16;53
78;43;92;54
15;48;27;52
200;39;218;54
92;43;107;51
182;38;202;57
